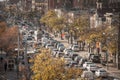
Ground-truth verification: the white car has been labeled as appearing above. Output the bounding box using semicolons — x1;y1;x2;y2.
86;64;98;72
45;44;53;49
95;68;108;77
64;50;73;55
83;62;93;68
63;48;71;53
71;45;79;52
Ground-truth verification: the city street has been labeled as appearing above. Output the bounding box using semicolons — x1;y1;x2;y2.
0;0;120;80
54;36;120;79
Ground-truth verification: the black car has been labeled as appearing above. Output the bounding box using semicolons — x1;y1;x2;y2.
90;55;101;63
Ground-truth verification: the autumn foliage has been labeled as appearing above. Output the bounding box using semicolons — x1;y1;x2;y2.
0;21;7;36
0;26;19;52
31;48;83;80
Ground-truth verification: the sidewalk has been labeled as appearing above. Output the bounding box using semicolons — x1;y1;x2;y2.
99;63;120;79
0;61;18;80
54;36;120;79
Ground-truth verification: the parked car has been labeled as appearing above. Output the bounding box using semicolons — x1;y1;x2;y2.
74;56;82;63
83;62;93;68
81;71;94;80
78;58;87;67
45;44;53;49
63;48;72;53
95;68;108;77
71;45;79;52
70;53;78;60
64;58;73;64
52;48;59;57
68;61;78;67
86;64;98;72
90;55;101;63
57;43;64;49
64;50;73;55
58;46;65;52
56;51;64;58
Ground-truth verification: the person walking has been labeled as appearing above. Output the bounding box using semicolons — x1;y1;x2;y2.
4;59;8;72
0;57;3;63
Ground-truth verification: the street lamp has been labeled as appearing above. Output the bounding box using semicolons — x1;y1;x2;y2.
117;12;120;69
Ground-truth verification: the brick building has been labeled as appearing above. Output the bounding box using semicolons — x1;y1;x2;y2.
48;0;64;9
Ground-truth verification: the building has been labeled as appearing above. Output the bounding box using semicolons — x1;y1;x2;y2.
32;0;48;11
25;0;32;11
90;0;120;28
47;0;97;10
48;0;64;10
8;0;20;4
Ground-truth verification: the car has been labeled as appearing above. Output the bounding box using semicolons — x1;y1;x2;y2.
81;71;94;80
58;46;65;52
45;44;53;49
86;64;98;72
64;48;71;52
64;50;73;55
70;53;78;60
78;58;87;67
83;61;93;68
71;45;79;52
57;43;64;49
56;51;64;58
54;41;60;48
49;40;56;46
64;58;73;64
52;48;58;54
95;68;108;77
68;61;78;67
90;55;101;63
74;56;82;63
62;54;70;58
26;36;35;43
69;43;78;48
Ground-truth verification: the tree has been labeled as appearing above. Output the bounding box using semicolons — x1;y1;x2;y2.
31;48;82;80
0;21;7;36
70;16;89;40
40;10;57;26
0;26;19;55
40;10;65;39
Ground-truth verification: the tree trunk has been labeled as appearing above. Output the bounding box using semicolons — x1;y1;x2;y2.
113;53;116;67
60;31;63;40
70;32;73;44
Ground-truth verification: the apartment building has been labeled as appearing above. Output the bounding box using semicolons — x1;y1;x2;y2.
90;0;120;28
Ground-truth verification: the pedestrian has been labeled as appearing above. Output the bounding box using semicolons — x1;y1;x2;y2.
4;59;8;72
0;57;3;63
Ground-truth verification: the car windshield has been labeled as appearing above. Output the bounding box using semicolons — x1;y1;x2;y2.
94;56;99;58
53;49;58;51
86;62;92;64
73;54;78;56
48;45;52;47
100;70;106;72
27;38;33;40
74;46;79;48
89;64;96;67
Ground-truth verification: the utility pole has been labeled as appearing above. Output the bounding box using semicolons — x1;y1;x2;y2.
24;41;29;80
117;12;120;69
17;27;20;78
